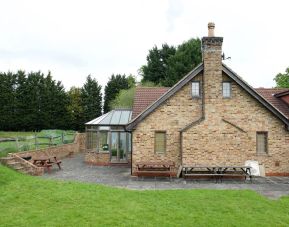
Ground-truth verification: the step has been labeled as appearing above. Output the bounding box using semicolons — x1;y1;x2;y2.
0;157;14;160
19;169;31;175
13;166;24;170
0;157;14;164
8;161;21;165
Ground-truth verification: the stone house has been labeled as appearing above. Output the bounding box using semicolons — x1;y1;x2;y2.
86;23;289;176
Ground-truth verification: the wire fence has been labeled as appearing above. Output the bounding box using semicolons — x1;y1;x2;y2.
0;130;76;157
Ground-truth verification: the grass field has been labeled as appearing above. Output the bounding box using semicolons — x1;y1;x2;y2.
0;165;289;226
0;130;76;157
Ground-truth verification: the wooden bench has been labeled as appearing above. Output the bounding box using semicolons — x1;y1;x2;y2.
135;162;175;178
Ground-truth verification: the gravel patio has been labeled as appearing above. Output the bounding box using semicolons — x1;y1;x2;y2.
41;153;289;199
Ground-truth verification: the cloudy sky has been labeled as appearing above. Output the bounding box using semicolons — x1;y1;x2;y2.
0;0;288;90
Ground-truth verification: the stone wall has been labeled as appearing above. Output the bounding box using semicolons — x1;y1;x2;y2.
17;133;85;160
84;150;132;165
84;151;110;165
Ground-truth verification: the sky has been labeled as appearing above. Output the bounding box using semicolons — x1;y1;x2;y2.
0;0;288;90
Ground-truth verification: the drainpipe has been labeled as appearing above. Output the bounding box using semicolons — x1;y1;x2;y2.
180;63;205;167
130;130;133;176
180;131;183;166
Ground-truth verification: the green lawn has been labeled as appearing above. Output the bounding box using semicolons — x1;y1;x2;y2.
0;165;289;226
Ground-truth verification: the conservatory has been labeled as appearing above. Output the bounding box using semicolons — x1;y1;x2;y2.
85;109;132;165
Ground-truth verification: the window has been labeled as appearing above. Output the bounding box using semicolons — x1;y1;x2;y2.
222;82;231;98
192;81;200;97
155;131;166;153
98;131;108;151
256;132;268;154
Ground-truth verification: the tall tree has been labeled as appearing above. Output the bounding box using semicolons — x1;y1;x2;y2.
67;87;83;131
81;75;102;124
140;44;176;85
274;67;289;88
164;38;202;86
0;72;17;130
140;38;202;87
103;74;134;113
14;70;28;130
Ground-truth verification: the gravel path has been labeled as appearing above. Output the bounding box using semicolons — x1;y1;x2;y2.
41;153;289;199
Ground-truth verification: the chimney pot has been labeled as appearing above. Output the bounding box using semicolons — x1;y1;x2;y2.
208;22;215;37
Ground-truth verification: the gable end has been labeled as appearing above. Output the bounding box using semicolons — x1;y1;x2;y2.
126;63;204;130
222;63;289;129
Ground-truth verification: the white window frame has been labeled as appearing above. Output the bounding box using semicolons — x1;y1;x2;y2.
256;131;268;154
222;82;232;98
191;81;200;98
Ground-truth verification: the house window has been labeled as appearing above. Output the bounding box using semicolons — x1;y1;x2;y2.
222;82;231;98
155;131;166;153
256;132;268;154
192;81;200;97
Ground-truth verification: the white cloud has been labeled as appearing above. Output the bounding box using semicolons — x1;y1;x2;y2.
0;0;288;89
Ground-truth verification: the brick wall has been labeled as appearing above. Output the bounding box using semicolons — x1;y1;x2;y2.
84;151;111;165
132;78;202;175
182;72;289;175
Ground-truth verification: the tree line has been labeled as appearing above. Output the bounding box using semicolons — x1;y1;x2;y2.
0;71;101;132
0;71;135;132
2;35;285;132
0;37;203;132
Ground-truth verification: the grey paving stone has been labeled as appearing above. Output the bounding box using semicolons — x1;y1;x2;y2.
41;153;289;199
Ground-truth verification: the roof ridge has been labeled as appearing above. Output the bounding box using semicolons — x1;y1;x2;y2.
135;86;171;89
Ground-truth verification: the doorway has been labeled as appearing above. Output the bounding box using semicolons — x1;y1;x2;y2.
110;132;128;163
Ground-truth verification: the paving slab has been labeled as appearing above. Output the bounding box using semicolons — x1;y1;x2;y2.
41;153;289;199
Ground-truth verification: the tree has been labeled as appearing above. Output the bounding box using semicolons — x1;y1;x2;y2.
67;87;83;131
164;38;202;86
140;44;176;85
110;87;136;109
103;74;135;113
0;72;17;130
0;70;70;131
139;38;202;87
14;70;28;130
81;75;102;125
274;67;289;88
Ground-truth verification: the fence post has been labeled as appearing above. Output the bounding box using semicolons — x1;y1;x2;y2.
16;137;19;151
49;136;52;147
35;132;37;150
62;132;64;144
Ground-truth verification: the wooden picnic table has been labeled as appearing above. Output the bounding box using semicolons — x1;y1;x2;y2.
135;161;175;179
182;165;252;182
33;156;62;173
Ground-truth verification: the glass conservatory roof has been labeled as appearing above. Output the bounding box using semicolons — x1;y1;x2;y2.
85;109;132;126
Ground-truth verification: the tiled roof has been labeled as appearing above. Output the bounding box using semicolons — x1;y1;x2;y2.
254;88;289;119
131;86;289;122
131;87;170;119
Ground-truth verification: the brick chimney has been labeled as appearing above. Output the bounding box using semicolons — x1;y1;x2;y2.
202;22;223;118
